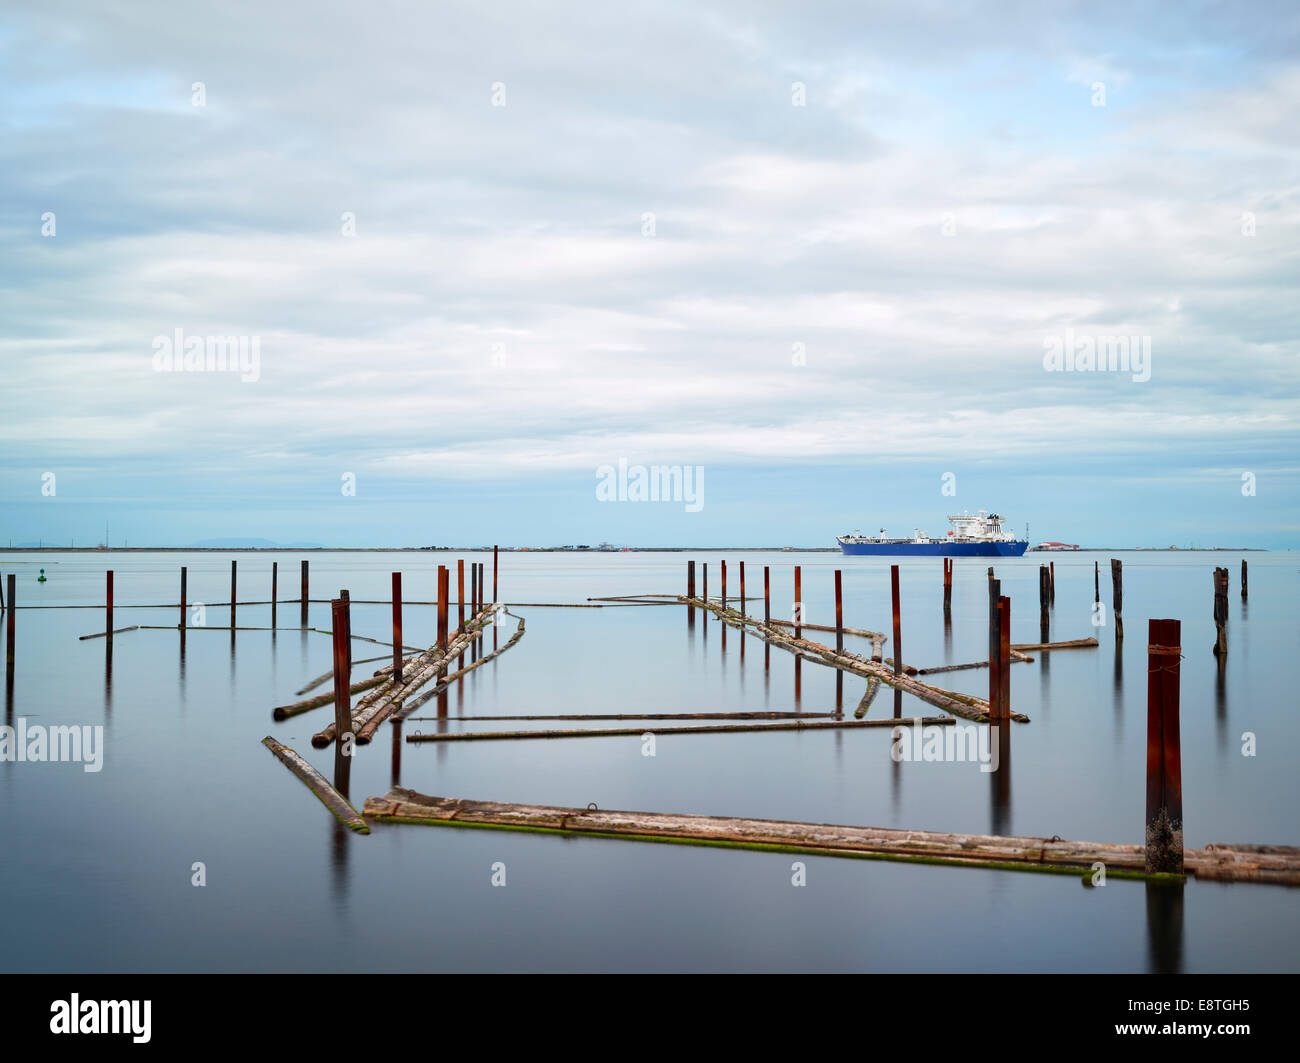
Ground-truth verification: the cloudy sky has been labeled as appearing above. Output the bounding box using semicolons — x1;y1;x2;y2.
1;0;1296;547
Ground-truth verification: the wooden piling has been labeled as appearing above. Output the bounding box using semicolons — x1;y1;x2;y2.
1111;559;1123;641
989;578;1002;718
180;566;187;629
763;566;770;625
300;560;309;626
794;566;802;640
493;544;498;604
1038;565;1049;641
1094;561;1099;605
997;595;1010;721
834;570;844;654
1145;618;1183;875
739;561;745;618
392;572;403;683
687;560;695;601
5;574;15;667
1049;561;1055;604
890;565;901;677
942;558;952;617
721;560;727;610
106;570;114;638
702;563;707;607
437;566;449;649
230;559;237;627
1240;559;1247;600
271;562;277;629
330;599;351;746
1212;567;1229;656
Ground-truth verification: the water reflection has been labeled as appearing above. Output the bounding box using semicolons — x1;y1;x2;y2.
1145;881;1185;974
988;723;1012;836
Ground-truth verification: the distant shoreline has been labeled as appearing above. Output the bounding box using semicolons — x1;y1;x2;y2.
0;546;1278;554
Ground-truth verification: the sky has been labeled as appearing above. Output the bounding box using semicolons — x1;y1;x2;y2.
1;0;1297;548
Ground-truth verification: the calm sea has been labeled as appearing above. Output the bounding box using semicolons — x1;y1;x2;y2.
0;549;1295;972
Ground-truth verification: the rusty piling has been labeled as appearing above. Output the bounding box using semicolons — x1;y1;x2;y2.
721;560;727;611
331;599;351;747
794;566;802;639
106;570;114;639
1145;618;1183;875
180;566;187;629
300;560;309;626
230;560;237;628
392;572;403;683
271;562;277;629
1240;559;1247;601
890;564;902;677
1111;559;1124;642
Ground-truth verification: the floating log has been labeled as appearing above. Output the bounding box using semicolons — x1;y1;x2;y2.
768;618;884;639
388;613;526;724
274;674;390;720
407;716;956;743
405;711;839;722
853;676;881;718
312;609;494;746
78;625;141;641
916;652;1032;675
685;595;1022;722
1009;637;1098;651
361;788;1300;885
262;736;369;832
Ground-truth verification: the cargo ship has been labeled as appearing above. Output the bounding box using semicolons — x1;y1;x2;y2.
837;511;1029;557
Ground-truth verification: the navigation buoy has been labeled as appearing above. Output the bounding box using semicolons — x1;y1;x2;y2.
37;568;47;582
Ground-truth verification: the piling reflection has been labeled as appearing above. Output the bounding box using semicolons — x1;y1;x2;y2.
1145;881;1185;974
988;723;1012;836
391;718;403;786
1215;656;1228;743
104;637;113;716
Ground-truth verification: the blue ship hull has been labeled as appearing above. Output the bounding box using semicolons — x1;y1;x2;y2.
838;540;1029;557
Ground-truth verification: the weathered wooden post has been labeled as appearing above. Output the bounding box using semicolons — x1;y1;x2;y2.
1038;565;1049;642
457;560;466;632
271;562;277;629
180;566;188;629
763;566;770;625
891;564;902;677
942;558;952;617
721;560;727;610
1049;561;1055;604
392;572;403;683
437;566;448;649
1111;559;1123;641
106;570;114;637
998;594;1011;721
5;574;15;668
330;598;351;748
300;560;309;626
834;570;844;654
702;563;708;608
1240;559;1247;601
794;566;802;639
493;544;498;604
687;560;695;601
340;589;351;675
989;577;1002;718
1094;561;1099;606
739;561;746;618
1212;567;1229;656
230;559;237;628
1145;618;1183;875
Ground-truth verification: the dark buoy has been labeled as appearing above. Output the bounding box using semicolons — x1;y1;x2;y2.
37;568;47;583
